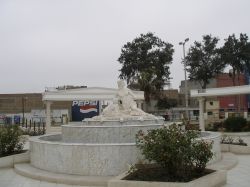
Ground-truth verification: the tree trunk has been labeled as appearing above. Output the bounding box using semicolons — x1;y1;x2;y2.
231;71;238;113
202;83;207;114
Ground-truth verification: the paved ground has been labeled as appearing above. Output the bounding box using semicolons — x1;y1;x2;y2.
0;168;72;187
223;154;250;187
2;133;250;187
0;154;249;187
0;168;85;187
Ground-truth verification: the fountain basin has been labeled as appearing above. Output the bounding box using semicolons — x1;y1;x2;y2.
199;131;222;164
30;134;142;176
30;129;221;176
31;82;221;177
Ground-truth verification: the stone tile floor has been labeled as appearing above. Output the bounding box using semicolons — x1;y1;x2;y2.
0;168;101;187
0;168;80;187
222;154;250;187
0;154;249;187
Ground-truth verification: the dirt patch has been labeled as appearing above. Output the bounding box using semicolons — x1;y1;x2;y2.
123;165;214;182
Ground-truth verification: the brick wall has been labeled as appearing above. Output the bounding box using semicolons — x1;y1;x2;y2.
216;73;247;111
0;93;72;114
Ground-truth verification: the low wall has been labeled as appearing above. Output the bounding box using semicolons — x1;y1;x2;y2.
220;131;250;154
221;144;250;154
108;170;227;187
199;131;222;164
222;132;250;137
0;151;30;168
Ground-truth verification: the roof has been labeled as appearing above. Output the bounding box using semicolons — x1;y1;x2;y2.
190;85;250;98
42;87;144;101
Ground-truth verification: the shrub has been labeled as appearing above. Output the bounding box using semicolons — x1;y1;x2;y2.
0;125;25;157
237;137;248;146
136;125;213;181
246;121;250;131
185;123;199;130
223;117;247;132
206;122;224;131
21;128;45;136
221;135;248;146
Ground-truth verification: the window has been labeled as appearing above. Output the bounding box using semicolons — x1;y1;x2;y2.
193;110;199;115
207;111;213;115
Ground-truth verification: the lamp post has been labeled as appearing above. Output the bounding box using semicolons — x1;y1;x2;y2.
22;96;27;125
179;38;189;120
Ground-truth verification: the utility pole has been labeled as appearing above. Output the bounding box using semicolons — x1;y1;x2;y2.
179;38;189;120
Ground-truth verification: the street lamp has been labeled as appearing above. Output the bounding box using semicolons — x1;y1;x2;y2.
179;38;189;120
22;96;28;125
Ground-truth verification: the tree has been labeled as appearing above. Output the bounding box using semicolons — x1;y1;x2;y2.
221;33;250;85
118;32;174;101
156;97;177;109
220;33;250;112
186;35;225;89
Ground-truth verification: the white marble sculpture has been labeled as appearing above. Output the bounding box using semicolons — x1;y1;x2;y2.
92;80;155;120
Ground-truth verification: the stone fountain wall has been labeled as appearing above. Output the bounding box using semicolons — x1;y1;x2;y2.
30;119;164;176
62;120;163;143
30;135;142;176
30;124;221;176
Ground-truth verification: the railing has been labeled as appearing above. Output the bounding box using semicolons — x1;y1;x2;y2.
0;119;46;136
20;119;46;136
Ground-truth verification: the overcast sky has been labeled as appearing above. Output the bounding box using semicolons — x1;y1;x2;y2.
1;0;250;93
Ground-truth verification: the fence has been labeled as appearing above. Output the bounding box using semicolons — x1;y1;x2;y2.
20;119;46;136
0;118;46;136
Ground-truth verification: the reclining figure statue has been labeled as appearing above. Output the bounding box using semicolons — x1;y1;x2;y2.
92;80;155;120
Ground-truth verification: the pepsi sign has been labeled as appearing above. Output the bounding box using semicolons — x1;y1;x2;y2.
72;101;99;121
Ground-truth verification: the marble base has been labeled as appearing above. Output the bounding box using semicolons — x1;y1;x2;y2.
199;131;222;164
30;118;221;176
62;123;163;143
81;118;164;126
30;135;143;176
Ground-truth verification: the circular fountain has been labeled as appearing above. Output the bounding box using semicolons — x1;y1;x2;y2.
30;80;164;176
29;80;221;177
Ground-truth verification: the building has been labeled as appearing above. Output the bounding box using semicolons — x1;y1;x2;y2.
179;72;249;124
179;78;217;108
143;89;179;115
0;85;145;125
217;73;247;113
0;93;71;124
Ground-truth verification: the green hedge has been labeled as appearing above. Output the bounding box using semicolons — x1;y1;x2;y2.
224;117;248;132
0;125;25;157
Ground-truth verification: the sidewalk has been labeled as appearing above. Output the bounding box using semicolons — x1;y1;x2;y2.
0;154;249;187
224;154;250;187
